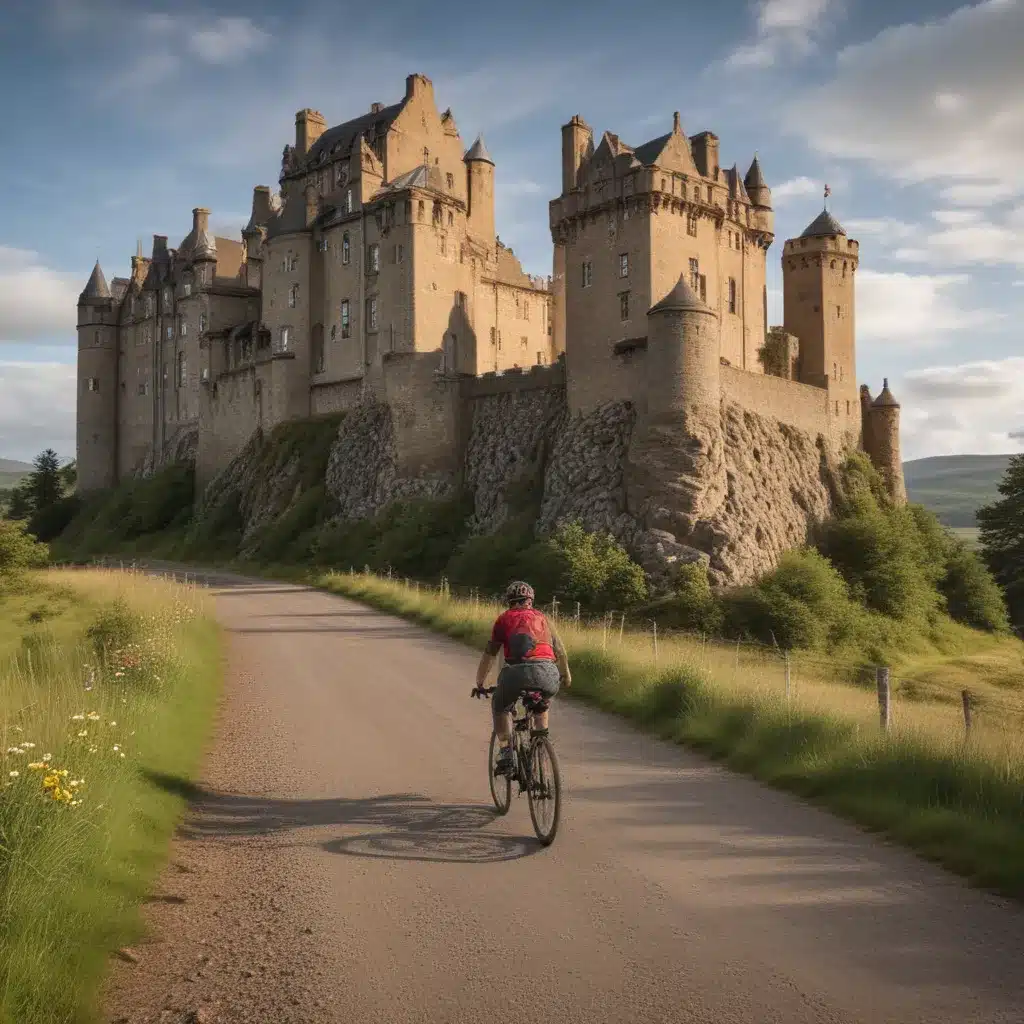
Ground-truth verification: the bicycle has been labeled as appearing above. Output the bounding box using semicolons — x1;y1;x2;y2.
471;685;562;846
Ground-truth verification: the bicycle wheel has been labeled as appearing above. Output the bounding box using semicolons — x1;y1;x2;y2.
488;731;511;815
526;735;561;846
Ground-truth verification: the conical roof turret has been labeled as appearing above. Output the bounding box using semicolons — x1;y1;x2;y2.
79;260;111;303
801;208;846;238
649;274;714;315
873;378;900;408
744;155;772;208
464;134;494;165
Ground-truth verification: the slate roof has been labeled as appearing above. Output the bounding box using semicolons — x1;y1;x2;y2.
801;209;846;238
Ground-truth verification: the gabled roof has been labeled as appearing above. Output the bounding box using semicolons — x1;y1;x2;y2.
632;132;671;167
79;260;110;303
801;209;846;238
304;101;404;168
464;135;494;165
649;275;712;315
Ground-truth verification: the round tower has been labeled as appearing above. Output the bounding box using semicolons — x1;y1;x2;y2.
464;135;495;242
645;274;720;416
76;261;118;493
744;155;774;239
868;379;907;505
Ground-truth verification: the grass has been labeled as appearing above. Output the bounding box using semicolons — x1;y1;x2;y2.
310;569;1024;900
0;568;222;1024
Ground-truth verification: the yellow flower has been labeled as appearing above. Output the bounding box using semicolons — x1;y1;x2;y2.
27;761;47;771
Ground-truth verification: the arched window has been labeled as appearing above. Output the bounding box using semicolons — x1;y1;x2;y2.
342;233;350;265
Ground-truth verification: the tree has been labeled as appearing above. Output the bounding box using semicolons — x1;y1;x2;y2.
978;453;1024;629
5;482;32;520
29;449;64;512
60;459;77;493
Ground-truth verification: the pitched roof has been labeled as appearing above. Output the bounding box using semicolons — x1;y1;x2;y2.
632;132;671;167
649;275;713;315
727;164;749;201
79;260;110;302
303;101;404;168
464;135;494;165
110;277;130;302
801;209;846;238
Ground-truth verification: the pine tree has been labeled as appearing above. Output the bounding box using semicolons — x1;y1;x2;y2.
5;483;32;521
29;449;64;513
978;453;1024;629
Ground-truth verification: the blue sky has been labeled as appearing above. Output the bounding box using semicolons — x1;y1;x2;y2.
1;0;1022;463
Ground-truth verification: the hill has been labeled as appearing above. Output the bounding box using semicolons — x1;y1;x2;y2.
0;458;33;490
903;454;1013;529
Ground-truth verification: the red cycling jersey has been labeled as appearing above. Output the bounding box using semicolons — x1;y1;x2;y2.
488;607;556;664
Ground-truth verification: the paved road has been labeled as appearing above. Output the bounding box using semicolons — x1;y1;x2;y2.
106;570;1024;1024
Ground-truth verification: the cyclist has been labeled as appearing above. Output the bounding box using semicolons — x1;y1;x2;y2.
474;581;571;774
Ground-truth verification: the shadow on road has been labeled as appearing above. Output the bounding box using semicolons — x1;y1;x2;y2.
146;772;539;865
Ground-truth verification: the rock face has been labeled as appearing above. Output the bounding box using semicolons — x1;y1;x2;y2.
324;402;451;520
463;387;567;534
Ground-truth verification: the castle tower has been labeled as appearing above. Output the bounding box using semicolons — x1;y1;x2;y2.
866;379;907;505
646;274;720;416
560;115;592;194
464;135;495;242
243;186;272;290
744;156;775;239
782;207;860;430
76;261;118;493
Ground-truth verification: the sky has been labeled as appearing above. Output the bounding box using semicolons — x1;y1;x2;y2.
0;0;1022;464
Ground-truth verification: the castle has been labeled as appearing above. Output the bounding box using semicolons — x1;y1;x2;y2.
76;72;906;583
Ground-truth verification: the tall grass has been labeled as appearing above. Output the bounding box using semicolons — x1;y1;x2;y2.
0;569;222;1024
317;569;1024;899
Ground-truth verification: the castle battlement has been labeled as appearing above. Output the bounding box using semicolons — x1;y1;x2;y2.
75;71;905;528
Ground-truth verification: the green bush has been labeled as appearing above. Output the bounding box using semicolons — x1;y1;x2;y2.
0;520;49;586
941;538;1010;632
638;560;723;633
85;598;144;664
28;494;82;543
551;520;648;612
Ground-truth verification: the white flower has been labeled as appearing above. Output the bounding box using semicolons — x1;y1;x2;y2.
6;747;23;755
109;722;117;728
71;714;85;721
20;742;35;749
112;745;120;752
8;770;19;778
77;730;88;738
87;712;100;722
42;753;52;761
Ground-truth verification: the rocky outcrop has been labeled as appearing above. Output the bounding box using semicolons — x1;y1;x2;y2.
538;401;637;542
463;387;567;533
135;426;199;479
625;400;837;587
324;402;451;520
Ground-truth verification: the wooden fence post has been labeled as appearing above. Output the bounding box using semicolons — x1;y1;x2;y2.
962;689;973;738
876;666;891;732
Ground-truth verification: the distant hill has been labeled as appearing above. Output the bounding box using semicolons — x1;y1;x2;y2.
903;454;1014;528
0;458;33;490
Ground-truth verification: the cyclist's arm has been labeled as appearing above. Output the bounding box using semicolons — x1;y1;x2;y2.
475;641;500;689
551;630;572;687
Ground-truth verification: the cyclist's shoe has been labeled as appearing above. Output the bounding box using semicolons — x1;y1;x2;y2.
495;745;514;776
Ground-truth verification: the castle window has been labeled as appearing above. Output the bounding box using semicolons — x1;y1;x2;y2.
418;200;425;218
833;362;838;379
342;233;350;265
699;275;707;303
490;327;496;345
537;351;543;365
728;278;737;314
164;288;171;305
87;377;99;392
278;327;290;352
165;325;173;340
183;283;191;297
836;304;841;318
846;400;851;414
687;211;698;237
619;253;629;278
396;243;404;263
288;284;299;308
835;401;839;416
344;189;353;214
199;313;208;332
446;172;454;190
138;381;148;396
689;258;699;290
331;324;337;340
524;299;530;321
497;330;502;350
830;260;836;269
619;291;630;321
448;210;454;227
318;238;329;252
367;295;378;331
369;243;380;273
707;185;713;203
336;164;346;187
341;300;350;338
582;260;593;288
661;177;667;192
143;325;152;345
521;336;528;348
179;319;187;337
177;353;186;387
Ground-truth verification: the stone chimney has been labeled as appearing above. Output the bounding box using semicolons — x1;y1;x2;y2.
294;109;327;158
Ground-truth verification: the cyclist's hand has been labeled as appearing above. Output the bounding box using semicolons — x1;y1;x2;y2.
562;673;572;689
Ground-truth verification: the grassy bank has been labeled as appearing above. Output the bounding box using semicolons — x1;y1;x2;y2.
314;569;1024;899
0;568;222;1024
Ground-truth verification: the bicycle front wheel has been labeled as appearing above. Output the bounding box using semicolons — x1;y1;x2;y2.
526;736;561;846
488;731;511;815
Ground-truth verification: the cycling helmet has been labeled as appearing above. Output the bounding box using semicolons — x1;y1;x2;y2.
505;580;535;606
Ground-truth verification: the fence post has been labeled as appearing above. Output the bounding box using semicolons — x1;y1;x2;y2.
602;615;608;651
551;597;559;620
961;689;973;738
619;611;626;644
876;666;891;732
575;602;581;625
784;652;791;700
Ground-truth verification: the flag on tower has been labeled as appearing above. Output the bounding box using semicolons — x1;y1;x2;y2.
824;184;832;198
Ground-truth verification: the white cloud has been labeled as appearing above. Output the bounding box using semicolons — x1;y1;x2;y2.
788;1;1024;190
772;176;820;203
940;181;1017;206
856;269;999;349
186;17;270;65
726;0;837;68
0;362;76;462
0;247;80;341
899;356;1024;460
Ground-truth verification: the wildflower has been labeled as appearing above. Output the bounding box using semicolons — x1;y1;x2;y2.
114;671;124;678
9;771;19;778
88;746;97;754
77;730;88;738
120;753;126;759
7;747;23;755
109;722;117;728
27;761;48;771
13;726;22;733
87;712;100;722
71;714;85;721
42;753;52;761
21;742;35;749
112;745;120;752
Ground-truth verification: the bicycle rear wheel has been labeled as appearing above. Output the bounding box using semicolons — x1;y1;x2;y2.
526;735;561;846
488;731;511;815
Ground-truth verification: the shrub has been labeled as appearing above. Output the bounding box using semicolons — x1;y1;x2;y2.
29;493;83;542
0;520;49;586
941;538;1010;632
85;598;144;665
720;585;819;651
640;560;723;633
552;520;648;612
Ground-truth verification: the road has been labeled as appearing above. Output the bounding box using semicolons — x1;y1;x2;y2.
106;569;1024;1024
